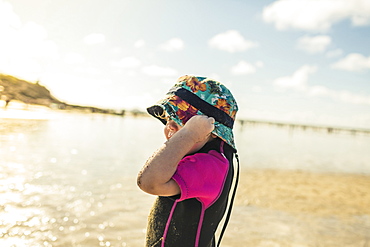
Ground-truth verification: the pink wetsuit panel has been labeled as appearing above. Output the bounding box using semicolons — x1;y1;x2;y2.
172;150;229;209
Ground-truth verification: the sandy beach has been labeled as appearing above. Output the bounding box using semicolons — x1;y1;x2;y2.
220;169;370;247
101;169;370;247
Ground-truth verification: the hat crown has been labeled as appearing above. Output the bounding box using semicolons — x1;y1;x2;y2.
173;75;238;121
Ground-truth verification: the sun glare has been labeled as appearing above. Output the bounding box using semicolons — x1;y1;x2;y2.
0;101;53;120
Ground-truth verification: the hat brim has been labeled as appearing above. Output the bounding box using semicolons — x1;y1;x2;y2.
147;101;236;151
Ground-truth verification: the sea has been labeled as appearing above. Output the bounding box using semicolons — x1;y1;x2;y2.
1;111;369;246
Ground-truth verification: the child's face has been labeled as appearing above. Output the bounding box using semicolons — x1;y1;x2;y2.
164;119;211;154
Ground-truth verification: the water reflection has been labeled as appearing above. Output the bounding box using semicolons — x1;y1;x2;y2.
1;114;158;246
0;161;55;246
0;158;150;246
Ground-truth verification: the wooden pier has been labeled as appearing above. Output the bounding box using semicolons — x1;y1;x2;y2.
237;119;370;135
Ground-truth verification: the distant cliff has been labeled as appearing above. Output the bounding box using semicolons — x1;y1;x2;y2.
0;74;62;107
0;74;127;115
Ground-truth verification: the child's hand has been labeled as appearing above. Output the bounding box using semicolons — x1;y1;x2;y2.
138;115;215;196
182;115;215;143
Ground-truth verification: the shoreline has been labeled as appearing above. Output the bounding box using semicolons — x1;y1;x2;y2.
1;100;370;135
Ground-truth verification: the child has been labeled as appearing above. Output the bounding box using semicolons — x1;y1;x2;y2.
137;75;239;247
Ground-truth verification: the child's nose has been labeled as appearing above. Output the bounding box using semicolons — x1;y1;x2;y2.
168;124;178;131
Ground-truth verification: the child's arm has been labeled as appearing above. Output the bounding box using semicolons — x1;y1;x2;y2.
137;115;215;196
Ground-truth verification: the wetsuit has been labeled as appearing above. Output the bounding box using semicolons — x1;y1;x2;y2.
145;138;235;247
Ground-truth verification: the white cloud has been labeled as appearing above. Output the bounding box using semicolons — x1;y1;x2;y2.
274;65;317;90
142;65;177;77
309;85;370;104
83;33;106;45
0;21;58;61
209;30;258;53
40;71;114;105
0;0;21;29
111;56;141;69
231;61;264;75
331;53;370;72
21;22;59;60
273;65;370;105
159;38;184;52
296;35;332;54
64;52;85;64
262;0;370;32
0;1;59;81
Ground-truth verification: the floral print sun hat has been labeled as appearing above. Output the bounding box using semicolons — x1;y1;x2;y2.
147;75;238;151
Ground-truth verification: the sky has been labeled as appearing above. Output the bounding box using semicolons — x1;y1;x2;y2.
1;0;370;128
